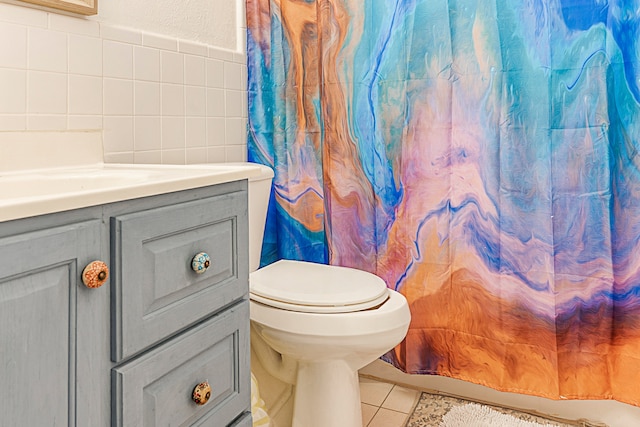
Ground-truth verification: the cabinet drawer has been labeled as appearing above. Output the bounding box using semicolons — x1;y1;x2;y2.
112;301;250;427
111;190;248;361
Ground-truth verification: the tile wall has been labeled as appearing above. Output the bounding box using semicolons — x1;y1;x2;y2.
0;2;248;164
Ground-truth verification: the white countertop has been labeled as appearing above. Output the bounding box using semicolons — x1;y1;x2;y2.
0;131;264;222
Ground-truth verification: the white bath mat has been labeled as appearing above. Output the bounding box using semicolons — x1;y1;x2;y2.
405;392;574;427
441;402;558;427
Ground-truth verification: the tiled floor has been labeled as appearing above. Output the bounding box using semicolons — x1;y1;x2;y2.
359;377;421;427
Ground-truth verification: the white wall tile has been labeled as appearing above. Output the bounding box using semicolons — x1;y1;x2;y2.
103;78;133;115
224;61;242;90
161;117;185;149
186;147;207;164
240;65;247;90
69;35;102;76
186;117;206;147
134;116;161;150
104;151;134;163
241;93;247;118
225;145;246;162
207;146;226;162
233;52;246;64
134;150;162;164
161;83;185;116
179;40;208;57
206;88;225;117
207;117;226;146
143;32;177;51
101;24;141;45
134;46;160;81
185;54;206;86
225;89;243;117
28;71;67;113
103;40;133;79
208;47;233;61
103;116;134;152
186;86;206;116
161;51;184;84
69;74;102;114
27;114;66;130
0;13;248;165
225;117;244;145
0;68;26;113
206;59;224;88
0;115;26;130
161;148;185;164
68;115;102;130
0;22;27;68
28;28;67;73
135;81;160;115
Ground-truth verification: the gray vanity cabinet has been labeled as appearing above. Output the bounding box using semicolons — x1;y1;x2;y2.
0;181;251;427
0;217;110;426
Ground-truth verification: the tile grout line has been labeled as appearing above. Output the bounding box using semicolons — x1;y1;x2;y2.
366;384;421;427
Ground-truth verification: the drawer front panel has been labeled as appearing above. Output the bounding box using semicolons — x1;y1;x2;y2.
112;301;250;427
111;190;248;361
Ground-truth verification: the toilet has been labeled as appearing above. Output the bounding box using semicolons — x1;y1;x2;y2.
245;163;411;427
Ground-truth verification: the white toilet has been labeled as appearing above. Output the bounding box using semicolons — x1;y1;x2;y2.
245;164;411;427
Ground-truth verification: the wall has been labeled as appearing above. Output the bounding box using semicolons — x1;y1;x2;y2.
94;0;241;51
0;0;248;164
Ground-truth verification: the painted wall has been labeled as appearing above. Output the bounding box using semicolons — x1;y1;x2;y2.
95;0;243;52
0;0;248;164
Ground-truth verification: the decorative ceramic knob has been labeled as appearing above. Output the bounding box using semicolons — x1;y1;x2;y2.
192;381;212;405
191;252;211;274
82;261;109;288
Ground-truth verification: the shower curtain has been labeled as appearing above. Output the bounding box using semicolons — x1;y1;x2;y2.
246;0;640;405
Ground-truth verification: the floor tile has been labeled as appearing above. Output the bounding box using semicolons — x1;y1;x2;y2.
359;377;394;406
382;385;421;413
361;402;378;426
367;407;409;427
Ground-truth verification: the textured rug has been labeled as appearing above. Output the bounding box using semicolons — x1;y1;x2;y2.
406;392;577;427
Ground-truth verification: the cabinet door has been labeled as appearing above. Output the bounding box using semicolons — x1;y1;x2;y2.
0;220;104;426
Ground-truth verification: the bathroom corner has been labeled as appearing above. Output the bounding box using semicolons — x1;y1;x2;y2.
0;0;248;165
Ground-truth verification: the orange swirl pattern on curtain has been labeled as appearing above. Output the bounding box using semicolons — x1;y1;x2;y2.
247;0;640;406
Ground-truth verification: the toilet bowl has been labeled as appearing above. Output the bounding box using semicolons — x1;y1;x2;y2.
244;163;411;427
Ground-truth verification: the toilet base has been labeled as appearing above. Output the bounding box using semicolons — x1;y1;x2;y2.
292;360;362;427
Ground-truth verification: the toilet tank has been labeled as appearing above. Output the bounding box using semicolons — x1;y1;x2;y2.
242;163;274;272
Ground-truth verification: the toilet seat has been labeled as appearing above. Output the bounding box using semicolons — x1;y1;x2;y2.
249;260;389;313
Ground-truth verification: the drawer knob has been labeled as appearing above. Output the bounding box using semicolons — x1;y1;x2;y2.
191;252;211;274
82;261;109;289
192;381;212;405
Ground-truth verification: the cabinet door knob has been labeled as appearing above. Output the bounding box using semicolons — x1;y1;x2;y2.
191;252;211;274
82;260;109;288
192;381;212;405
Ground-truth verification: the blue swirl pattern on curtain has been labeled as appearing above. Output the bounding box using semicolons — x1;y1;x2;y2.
247;0;640;404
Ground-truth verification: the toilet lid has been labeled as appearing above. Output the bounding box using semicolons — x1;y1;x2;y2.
249;260;389;313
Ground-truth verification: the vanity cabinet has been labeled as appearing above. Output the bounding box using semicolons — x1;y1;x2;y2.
0;181;251;427
0;218;108;426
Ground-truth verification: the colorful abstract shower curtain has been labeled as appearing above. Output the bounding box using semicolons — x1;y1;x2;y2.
246;0;640;405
